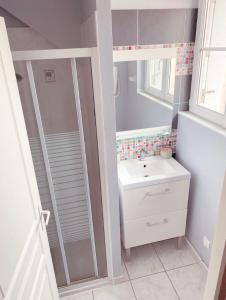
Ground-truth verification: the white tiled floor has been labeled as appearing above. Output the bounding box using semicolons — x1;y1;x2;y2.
132;272;179;300
93;282;136;300
123;244;164;279
167;263;207;300
153;238;199;270
62;238;207;300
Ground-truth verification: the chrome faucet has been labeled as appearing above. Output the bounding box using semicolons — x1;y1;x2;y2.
140;148;148;161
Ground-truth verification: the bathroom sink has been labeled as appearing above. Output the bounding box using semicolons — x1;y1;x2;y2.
118;156;190;189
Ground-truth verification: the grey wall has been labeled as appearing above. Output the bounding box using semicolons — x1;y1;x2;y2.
176;112;226;265
0;0;83;48
9;28;78;137
80;0;96;22
112;9;197;46
80;11;97;47
0;7;27;27
80;0;97;48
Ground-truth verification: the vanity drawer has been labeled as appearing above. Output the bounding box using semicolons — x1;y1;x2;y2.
120;179;190;220
121;210;187;249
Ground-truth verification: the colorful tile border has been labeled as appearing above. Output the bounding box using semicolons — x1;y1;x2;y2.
116;129;177;161
113;42;194;76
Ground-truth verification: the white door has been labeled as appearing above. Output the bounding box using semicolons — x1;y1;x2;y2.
0;18;59;300
203;171;226;299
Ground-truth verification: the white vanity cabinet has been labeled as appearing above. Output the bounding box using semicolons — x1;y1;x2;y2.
118;157;191;258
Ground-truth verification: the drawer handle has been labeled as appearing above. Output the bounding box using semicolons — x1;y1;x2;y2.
146;218;168;227
145;188;170;198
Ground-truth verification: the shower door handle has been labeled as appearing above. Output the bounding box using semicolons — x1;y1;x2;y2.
41;210;50;226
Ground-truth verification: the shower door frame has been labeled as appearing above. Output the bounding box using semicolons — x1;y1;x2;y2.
12;47;111;289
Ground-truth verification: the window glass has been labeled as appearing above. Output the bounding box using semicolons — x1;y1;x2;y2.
168;58;176;96
198;50;226;114
206;1;226;47
144;58;175;104
148;58;163;90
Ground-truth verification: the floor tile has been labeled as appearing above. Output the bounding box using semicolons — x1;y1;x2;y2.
132;272;179;300
123;244;164;279
62;290;93;300
153;238;199;270
93;282;136;300
167;263;207;300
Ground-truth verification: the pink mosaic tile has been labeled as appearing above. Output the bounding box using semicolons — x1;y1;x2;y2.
116;130;177;161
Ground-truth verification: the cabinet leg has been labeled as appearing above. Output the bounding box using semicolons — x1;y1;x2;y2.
125;248;131;261
177;236;184;249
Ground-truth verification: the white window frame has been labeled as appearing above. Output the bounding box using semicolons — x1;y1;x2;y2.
190;0;226;128
144;58;174;104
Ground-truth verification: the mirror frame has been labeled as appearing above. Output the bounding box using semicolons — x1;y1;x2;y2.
113;47;177;62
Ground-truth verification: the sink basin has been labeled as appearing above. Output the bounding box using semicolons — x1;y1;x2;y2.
118;156;190;189
125;158;176;178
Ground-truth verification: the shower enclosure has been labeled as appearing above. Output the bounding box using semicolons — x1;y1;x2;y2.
12;49;107;287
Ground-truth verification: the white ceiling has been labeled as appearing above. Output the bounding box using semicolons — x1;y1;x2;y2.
111;0;199;10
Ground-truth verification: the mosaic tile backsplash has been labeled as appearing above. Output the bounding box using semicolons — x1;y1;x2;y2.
116;130;177;161
113;42;194;76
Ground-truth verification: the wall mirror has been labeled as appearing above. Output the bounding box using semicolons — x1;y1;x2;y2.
113;48;177;134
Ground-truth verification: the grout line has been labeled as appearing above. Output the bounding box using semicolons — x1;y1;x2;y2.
130;270;167;282
165;271;180;300
165;262;199;272
91;289;94;300
122;249;167;282
123;250;166;282
152;243;165;271
129;280;138;300
152;243;180;300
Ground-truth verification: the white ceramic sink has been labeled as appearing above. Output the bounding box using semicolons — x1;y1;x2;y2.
118;156;190;189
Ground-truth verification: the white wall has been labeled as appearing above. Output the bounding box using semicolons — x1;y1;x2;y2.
95;0;122;279
111;0;198;10
176;112;226;265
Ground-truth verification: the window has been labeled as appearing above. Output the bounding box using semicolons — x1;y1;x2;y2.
144;58;176;104
190;0;226;127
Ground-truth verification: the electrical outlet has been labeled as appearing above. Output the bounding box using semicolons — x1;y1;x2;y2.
203;236;210;249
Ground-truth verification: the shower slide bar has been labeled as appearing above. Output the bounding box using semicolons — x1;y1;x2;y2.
13;48;99;286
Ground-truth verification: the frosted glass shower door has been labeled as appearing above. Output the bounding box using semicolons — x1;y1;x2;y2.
13;51;106;288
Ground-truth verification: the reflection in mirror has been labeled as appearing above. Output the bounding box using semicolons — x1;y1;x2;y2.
144;57;176;104
114;50;177;133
